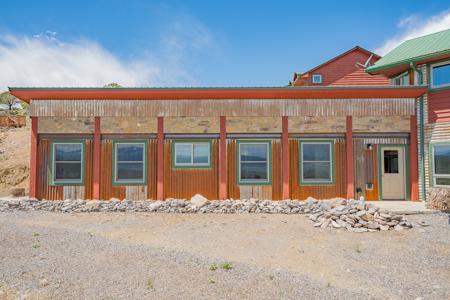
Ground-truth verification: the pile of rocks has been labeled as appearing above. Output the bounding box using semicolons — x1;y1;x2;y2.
0;195;414;232
305;198;413;232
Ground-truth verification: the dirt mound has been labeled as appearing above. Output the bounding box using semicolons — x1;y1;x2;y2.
0;125;30;196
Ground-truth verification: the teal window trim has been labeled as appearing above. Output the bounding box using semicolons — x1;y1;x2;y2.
377;144;410;200
236;140;272;185
112;140;148;186
428;59;450;91
172;139;213;169
49;140;85;186
299;139;335;186
392;71;410;86
429;141;450;188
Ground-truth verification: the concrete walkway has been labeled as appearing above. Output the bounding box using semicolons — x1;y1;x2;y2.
373;201;439;214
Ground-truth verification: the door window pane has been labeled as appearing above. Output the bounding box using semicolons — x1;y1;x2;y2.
52;143;83;184
432;63;450;87
301;142;333;183
114;142;145;183
238;142;270;183
384;150;399;174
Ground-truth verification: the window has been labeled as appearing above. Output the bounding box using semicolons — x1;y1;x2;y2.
173;141;211;168
383;150;399;174
113;141;147;185
392;71;409;86
51;142;84;185
237;141;271;184
300;141;334;184
312;74;322;84
431;143;450;187
431;61;450;88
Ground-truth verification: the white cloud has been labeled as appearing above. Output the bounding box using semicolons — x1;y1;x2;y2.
0;16;217;91
376;10;450;55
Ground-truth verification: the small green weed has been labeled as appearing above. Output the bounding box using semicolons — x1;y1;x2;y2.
220;262;233;270
32;243;40;249
146;278;153;290
33;232;40;237
208;278;216;284
209;263;218;271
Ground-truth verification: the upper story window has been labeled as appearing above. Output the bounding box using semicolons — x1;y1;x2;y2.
431;61;450;89
173;141;211;168
312;74;322;84
51;141;84;185
392;71;409;86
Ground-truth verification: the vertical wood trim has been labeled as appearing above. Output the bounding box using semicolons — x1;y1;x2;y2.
282;116;289;199
29;117;38;198
410;115;419;201
92;117;101;199
157;117;164;200
219;116;227;199
346;116;354;199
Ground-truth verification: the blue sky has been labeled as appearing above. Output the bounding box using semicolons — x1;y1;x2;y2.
0;0;449;89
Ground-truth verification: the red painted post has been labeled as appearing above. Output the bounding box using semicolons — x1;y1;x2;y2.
282;116;290;199
409;115;419;201
29;117;38;199
157;117;164;200
219;116;227;200
346;116;354;199
92;117;101;200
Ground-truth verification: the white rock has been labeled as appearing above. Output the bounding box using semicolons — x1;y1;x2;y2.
190;194;209;208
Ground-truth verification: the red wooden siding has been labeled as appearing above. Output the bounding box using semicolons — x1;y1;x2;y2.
163;139;219;200
428;89;450;123
289;139;347;200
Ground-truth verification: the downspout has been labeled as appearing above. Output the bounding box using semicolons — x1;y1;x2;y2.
419;96;426;201
410;62;426;201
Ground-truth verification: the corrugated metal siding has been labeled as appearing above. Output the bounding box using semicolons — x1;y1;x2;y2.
147;140;157;200
226;139;282;200
163;139;219;199
289;139;347;200
100;140;125;200
428;89;450;123
353;140;379;200
30;99;416;117
37;139;63;200
37;139;92;200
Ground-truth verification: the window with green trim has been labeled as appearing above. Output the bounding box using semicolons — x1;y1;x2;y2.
237;141;271;184
113;142;147;185
431;61;450;89
431;143;450;186
173;141;211;167
392;71;409;86
300;141;334;184
51;142;84;185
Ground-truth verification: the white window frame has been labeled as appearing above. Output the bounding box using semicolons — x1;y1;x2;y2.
238;142;270;184
312;74;322;84
174;142;211;167
430;60;450;89
300;141;333;184
392;71;409;86
52;142;84;184
431;143;450;187
114;142;146;184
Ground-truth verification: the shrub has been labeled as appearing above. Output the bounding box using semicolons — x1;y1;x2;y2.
427;188;450;212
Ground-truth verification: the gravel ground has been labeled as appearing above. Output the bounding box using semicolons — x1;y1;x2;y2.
0;211;449;299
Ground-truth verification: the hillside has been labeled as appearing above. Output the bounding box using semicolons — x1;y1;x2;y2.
0;124;30;196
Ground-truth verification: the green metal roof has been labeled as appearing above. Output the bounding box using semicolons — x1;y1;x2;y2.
367;29;450;73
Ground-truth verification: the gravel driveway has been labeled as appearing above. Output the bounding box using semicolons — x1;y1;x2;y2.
0;211;449;299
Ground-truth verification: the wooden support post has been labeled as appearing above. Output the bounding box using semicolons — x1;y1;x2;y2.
409;115;419;201
219;116;227;200
346;116;354;199
282;116;290;199
29;117;38;199
92;117;101;200
157;117;164;200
